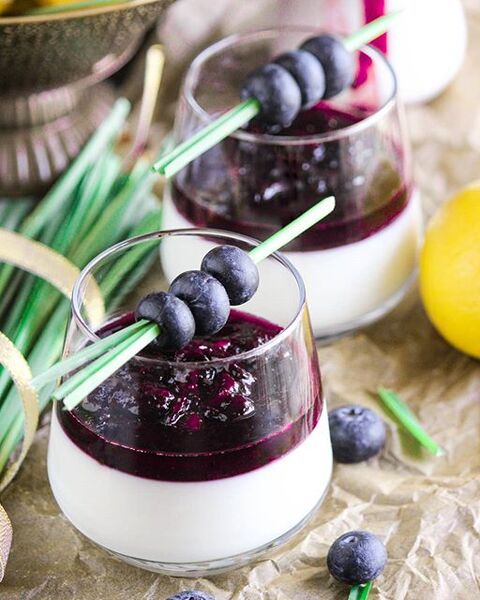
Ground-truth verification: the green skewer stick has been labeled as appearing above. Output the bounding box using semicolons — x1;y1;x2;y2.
50;195;335;410
152;12;401;179
348;581;373;600
377;388;445;457
31;321;147;389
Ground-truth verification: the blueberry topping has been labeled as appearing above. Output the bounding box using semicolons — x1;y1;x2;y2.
169;270;230;335
329;405;386;463
240;63;302;130
300;34;354;99
327;530;387;585
166;592;215;600
274;50;326;109
201;245;259;305
135;292;195;351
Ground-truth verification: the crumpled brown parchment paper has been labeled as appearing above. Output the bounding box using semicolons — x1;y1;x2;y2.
1;1;480;599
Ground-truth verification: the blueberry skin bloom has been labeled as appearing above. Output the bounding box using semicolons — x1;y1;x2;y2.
327;530;387;585
201;245;259;305
167;592;215;600
274;50;326;109
240;63;302;129
301;34;355;99
169;270;230;335
135;292;195;351
329;405;386;463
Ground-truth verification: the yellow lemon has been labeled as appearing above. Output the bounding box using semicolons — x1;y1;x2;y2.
420;182;480;358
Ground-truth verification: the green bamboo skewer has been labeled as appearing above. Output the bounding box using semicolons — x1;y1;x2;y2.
348;581;373;600
377;388;445;457
152;12;401;179
49;195;335;410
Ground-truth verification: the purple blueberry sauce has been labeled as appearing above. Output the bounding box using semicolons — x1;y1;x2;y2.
57;310;322;482
171;103;410;251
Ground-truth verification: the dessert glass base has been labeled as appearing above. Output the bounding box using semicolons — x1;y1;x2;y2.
104;490;329;576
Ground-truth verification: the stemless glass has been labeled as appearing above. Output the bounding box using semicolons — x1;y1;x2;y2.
162;28;422;340
47;229;332;576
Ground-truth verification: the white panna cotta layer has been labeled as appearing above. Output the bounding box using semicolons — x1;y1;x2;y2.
48;407;332;564
161;191;422;338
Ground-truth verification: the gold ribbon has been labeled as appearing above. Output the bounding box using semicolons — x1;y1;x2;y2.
0;228;105;580
0;229;104;325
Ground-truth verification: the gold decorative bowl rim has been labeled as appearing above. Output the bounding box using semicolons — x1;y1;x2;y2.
0;0;161;25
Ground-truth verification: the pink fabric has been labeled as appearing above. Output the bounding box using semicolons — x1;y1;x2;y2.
356;0;387;87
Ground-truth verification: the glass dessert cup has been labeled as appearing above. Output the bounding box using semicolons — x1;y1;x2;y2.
162;29;422;340
47;229;332;576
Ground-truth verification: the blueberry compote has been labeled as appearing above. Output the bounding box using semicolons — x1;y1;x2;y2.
57;310;322;482
170;103;410;251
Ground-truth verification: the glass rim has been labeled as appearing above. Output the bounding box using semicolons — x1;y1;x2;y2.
71;227;308;368
183;27;398;146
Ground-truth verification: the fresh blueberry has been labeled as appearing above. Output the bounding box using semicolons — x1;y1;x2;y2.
327;530;387;585
329;405;386;463
135;292;195;351
300;34;354;99
201;245;259;305
166;592;215;600
274;50;326;109
169;270;230;335
240;63;302;130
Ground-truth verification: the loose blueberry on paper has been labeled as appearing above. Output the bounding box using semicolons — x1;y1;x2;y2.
166;592;215;600
327;530;387;585
329;405;386;463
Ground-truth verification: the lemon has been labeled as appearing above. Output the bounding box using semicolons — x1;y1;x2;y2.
420;182;480;358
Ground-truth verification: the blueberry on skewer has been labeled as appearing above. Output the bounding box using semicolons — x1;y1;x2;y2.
327;530;387;585
169;270;230;336
135;292;195;351
301;34;355;99
240;63;302;130
241;33;354;129
274;50;326;110
201;245;259;305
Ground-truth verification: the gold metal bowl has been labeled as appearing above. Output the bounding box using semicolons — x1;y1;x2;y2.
0;0;174;196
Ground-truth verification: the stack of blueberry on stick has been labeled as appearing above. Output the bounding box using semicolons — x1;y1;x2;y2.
35;196;335;408
153;13;400;178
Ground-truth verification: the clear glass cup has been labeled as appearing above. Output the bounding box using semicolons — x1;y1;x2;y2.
162;28;422;340
47;229;332;576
